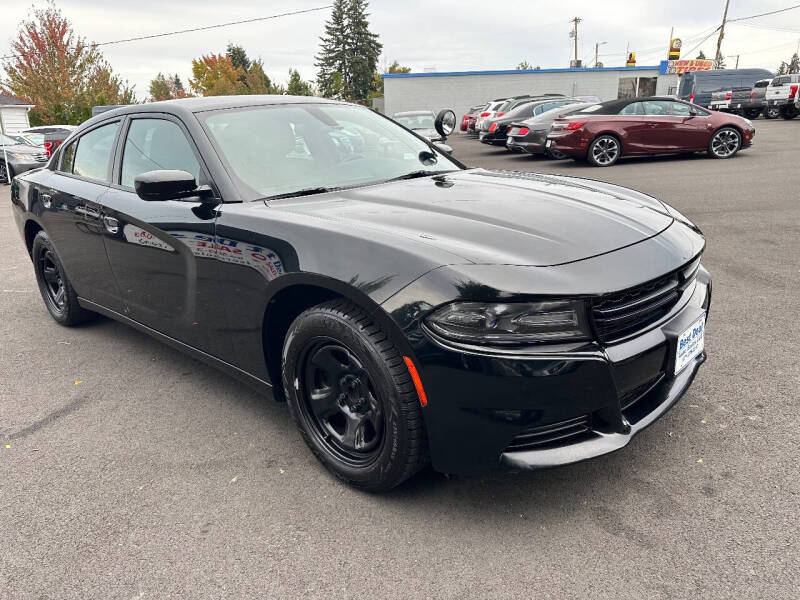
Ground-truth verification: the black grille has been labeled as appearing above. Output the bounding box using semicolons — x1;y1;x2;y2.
592;268;692;342
505;415;592;452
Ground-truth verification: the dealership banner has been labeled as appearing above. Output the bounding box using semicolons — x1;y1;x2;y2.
660;59;714;74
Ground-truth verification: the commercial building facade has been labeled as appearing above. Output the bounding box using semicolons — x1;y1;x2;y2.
382;66;679;119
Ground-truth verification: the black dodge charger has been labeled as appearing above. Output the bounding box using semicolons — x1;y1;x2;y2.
10;96;711;491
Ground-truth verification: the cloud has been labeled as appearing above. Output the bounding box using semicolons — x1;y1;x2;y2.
1;0;797;99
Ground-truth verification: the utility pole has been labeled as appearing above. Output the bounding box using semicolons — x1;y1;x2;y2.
569;17;582;66
734;54;740;68
715;0;731;65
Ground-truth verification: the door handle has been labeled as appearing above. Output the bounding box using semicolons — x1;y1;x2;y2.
103;216;119;234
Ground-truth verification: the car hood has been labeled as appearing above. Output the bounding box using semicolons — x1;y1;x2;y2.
1;143;41;155
273;169;675;266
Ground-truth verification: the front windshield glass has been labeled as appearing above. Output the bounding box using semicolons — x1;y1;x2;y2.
201;103;459;201
0;133;20;146
394;114;435;130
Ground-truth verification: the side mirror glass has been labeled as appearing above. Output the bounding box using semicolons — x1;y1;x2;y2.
134;170;214;202
434;109;456;138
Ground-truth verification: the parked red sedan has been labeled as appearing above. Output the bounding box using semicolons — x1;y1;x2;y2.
546;97;755;167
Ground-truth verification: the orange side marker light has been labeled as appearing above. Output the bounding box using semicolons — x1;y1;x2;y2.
403;356;428;407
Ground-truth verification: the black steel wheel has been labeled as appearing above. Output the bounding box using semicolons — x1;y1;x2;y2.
282;299;428;491
32;230;97;325
297;339;384;465
708;127;741;159
587;135;621;167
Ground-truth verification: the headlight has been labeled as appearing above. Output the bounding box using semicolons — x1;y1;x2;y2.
9;153;32;160
425;300;591;345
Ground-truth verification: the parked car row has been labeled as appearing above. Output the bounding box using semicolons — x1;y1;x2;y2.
461;94;756;167
679;68;798;119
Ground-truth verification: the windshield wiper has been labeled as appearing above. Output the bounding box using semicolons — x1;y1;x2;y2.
385;170;455;183
265;187;335;201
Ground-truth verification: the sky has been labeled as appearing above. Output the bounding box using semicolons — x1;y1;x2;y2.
1;0;799;99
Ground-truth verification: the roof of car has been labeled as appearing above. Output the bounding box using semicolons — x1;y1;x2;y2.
393;111;434;117
578;96;690;115
90;95;344;120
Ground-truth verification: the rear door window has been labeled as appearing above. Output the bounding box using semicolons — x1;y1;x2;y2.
71;122;120;182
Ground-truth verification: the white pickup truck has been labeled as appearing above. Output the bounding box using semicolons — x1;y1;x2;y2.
765;73;800;119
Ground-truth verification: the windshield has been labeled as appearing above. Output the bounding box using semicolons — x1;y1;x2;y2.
394;114;435;130
0;133;21;146
201;103;460;201
531;102;592;123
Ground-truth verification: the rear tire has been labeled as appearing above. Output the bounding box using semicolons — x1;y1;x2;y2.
708;127;741;159
282;298;429;491
587;135;621;167
32;231;97;326
743;108;761;120
764;106;780;119
780;105;798;120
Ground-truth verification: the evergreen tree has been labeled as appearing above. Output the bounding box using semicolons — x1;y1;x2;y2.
789;53;800;74
346;0;382;102
316;0;349;99
517;60;533;70
316;0;382;103
287;69;314;96
777;61;788;75
713;54;726;69
149;72;186;101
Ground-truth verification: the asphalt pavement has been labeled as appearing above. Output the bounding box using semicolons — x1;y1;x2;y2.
1;120;798;598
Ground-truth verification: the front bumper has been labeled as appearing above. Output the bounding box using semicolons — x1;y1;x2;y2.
388;263;711;474
6;157;45;177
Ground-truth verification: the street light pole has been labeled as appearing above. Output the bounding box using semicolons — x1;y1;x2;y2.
595;41;607;67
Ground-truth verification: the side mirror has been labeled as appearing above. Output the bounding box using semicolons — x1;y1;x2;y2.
432;141;454;155
434;109;456;139
689;107;698;117
134;170;215;202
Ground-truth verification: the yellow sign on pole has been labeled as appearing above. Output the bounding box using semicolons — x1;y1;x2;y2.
669;38;682;60
626;52;636;67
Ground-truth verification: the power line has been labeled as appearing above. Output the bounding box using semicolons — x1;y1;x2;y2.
1;6;331;61
730;21;800;34
729;3;800;22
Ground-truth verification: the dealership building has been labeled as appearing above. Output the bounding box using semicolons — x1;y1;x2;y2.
382;64;681;119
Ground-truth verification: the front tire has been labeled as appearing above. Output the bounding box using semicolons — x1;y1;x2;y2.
780;105;798;120
587;135;621;167
708;127;741;159
0;161;12;185
282;299;428;491
764;106;780;119
743;108;761;120
32;231;97;326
